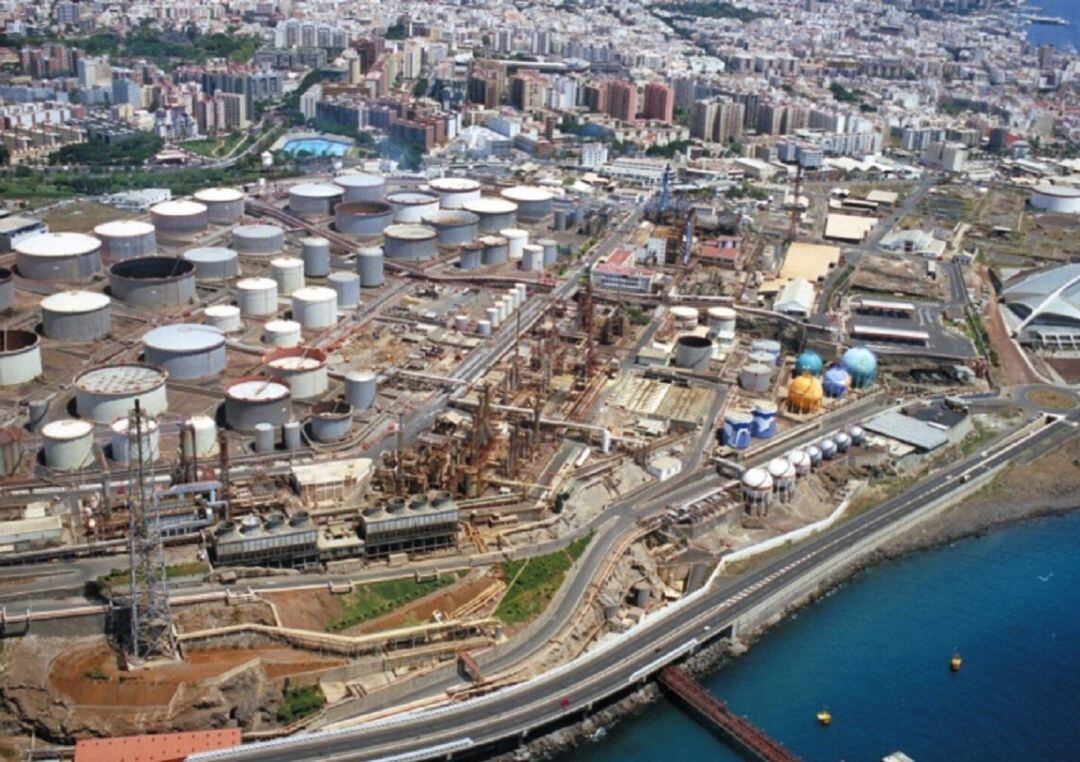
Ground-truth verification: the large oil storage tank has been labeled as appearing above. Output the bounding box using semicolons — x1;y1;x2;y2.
233;224;285;255
422;210;479;246
356;246;384;287
0;267;12;312
794;349;823;377
75;364;167;422
150;200;208;238
458;242;483;271
110;415;160;465
500;185;555;222
750;338;782;365
309;399;353;442
224;376;293;431
334;173;385;203
383;224;437;261
1029;184;1080;214
109;256;196;308
822;366;851;398
236;276;279;317
41;419;94;471
270;256;305;296
41;291;110;341
841;347;877;389
193;187;245;223
752;402;778;438
328;271;360;308
300;237;331;278
464;197;518;233
336;201;394;237
501;228;528;260
739;362;773;393
387;191;439;223
263;319;302;348
429;177;482;210
671;306;699;330
291;286;338;329
143;324;226;380
183;247;239;282
674;335;711;371
722;411;753;450
289;182;343;217
0;330;42;386
787;374;824;414
263;347;328;399
345;370;377;410
204;304;242;332
705;306;737;334
94;220;156;261
480;235;509;266
14;232;102;283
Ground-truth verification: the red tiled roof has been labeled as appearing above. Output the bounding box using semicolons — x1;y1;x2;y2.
74;729;243;762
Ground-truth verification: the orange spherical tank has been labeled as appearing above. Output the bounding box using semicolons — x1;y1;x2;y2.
787;373;823;414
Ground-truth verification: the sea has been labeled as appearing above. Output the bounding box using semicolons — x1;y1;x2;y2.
566;512;1080;762
1023;0;1080;52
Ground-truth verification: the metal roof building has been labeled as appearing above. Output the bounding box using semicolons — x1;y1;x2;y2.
862;410;949;452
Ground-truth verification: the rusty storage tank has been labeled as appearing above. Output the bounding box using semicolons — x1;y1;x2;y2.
386;191;439;223
75;363;167;422
428;177;481;209
93;220;156;261
15;232;102;283
333;172;385;203
262;346;328;400
142;324;227;380
224;376;293;431
463;197;518;233
336;201;394;237
110;414;160;465
193;187;245;223
309;399;353;442
150;199;208;238
0;330;42;386
109;256;196;308
183;247;239;282
233;224;285;255
289;182;343;217
356;246;384;287
383;224;437;261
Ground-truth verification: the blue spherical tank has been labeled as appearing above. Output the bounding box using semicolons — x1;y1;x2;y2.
822;366;851;398
722;412;753;450
842;346;877;388
794;350;823;377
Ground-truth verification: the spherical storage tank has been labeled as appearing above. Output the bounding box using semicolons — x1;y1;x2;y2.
722;411;753;450
834;432;852;453
224;376;293;431
110;415;160;465
41;291;110;341
345;370;377;411
822;366;850;398
328;271;361;308
309;399;353;443
109;256;196;308
0;330;42;386
0;267;12;312
1029;184;1080;214
75;364;167;423
787;449;811;476
334;172;386;203
387;191;439;223
500;185;554;222
787;374;823;414
741;467;774;505
336;201;394;237
263;347;328;400
236;277;279;317
291;286;338;330
150;200;208;238
233;224;285;255
767;457;796;494
422;210;480;246
383;224;437;261
300;237;331;278
270;257;305;296
183;247;239;282
794;349;823;377
429;177;482;210
805;444;823;467
841;347;877;389
94;220;156;261
41;419;94;471
464;197;518;233
204;304;242;332
193;187;245;223
674;335;712;370
263;319;302;348
143;324;226;380
848;425;866;446
289;182;343;217
356;246;384;287
752;401;777;439
15;232;101;283
480;235;509;266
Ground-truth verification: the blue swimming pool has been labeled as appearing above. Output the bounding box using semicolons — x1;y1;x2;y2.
281;137;351;157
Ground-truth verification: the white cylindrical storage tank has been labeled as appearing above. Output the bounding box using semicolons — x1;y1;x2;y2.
181;414;218;458
74;364;168;423
383;224;438;261
739;362;773;393
497;298;511;323
14;232;102;283
486;306;500;329
453;314;469;332
516;283;527;305
254;422;276;453
143;324;227;381
458;242;483;271
282;419;302;451
464;197;518;233
476;319;491;336
233;224;285;256
674;335;712;370
422;210;480;246
270;256;305;296
501;228;528;260
41;291;110;341
42;419;94;471
0;267;13;312
507;287;522;310
336;201;394;237
150;200;207;238
300;237;331;278
109;256;196;308
0;330;43;386
671;306;700;330
429;177;482;209
537;239;558;268
263;347;328;400
193;187;245;223
236;277;279;317
1029;184;1080;214
291;286;338;330
110;415;160;465
500;185;555;221
94;220;156;261
706;306;737;334
289;182;343;217
183;247;239;282
345;370;377;411
204;304;242;333
387;191;439;223
328;271;361;308
356;246;384;287
224;376;293;432
480;235;508;266
520;244;544;271
263;319;302;348
334;173;385;203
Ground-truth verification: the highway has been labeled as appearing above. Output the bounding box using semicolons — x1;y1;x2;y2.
190;411;1080;761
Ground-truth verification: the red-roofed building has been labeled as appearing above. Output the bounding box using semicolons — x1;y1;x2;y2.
74;729;242;762
590;247;657;294
699;236;742;268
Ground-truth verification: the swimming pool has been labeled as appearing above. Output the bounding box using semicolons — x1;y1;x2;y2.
281;137;351;157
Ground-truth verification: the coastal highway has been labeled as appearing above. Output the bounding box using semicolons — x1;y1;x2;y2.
190;414;1079;761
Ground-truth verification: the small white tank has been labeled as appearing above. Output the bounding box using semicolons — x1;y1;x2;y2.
236;277;278;317
291;286;338;330
263;319;302;347
270;257;305;296
181;414;218;458
204;304;242;332
42;419;94;471
501;228;528;260
110;415;160;465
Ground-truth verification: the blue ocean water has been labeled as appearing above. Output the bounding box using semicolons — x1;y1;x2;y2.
570;512;1080;762
1024;0;1080;51
281;137;351;157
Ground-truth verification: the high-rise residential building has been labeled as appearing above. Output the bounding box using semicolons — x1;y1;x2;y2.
580;141;609;168
691;99;744;143
112;77;144;109
511;73;547;112
605;80;638;123
672;76;696;111
691;100;717;141
403;41;423;80
217;92;248;130
77;57;110;89
583;83;607;113
642;82;674;123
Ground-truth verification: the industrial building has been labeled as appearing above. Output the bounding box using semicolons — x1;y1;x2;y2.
999;263;1080;349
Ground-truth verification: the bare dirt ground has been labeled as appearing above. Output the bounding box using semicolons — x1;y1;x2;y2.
173;601;277;633
979;276;1042;386
850;253;946;300
1044;357;1080;385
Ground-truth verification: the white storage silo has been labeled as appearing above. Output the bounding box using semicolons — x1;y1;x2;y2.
291;286;338;330
270;256;305;296
40;291;111;341
193;187;245;223
0;330;43;386
94;220;156;261
183;247;239;282
501;228;528;260
110;414;160;465
236;277;279;317
328;271;360;308
345;370;378;411
181;414;218;459
204;304;242;332
150;199;208;238
42;419;94;471
263;319;302;348
300;237;331;278
356;246;384;287
429;177;482;209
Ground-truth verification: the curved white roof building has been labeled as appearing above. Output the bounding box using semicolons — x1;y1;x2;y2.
1001;263;1080;348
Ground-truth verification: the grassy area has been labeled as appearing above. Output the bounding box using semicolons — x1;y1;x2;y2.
277;684;325;724
98;562;208;588
184;132;248;159
325;573;459;633
494;532;593;626
1027;389;1077;411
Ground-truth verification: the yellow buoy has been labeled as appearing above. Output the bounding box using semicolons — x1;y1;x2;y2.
817;710;832;726
950;653;963;672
